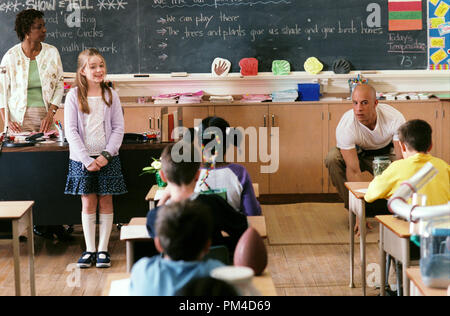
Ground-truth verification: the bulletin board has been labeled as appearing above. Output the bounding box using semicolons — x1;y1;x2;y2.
429;0;450;69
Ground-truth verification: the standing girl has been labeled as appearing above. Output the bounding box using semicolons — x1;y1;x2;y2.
64;48;126;268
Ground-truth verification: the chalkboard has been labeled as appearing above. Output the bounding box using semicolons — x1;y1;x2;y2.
0;0;428;74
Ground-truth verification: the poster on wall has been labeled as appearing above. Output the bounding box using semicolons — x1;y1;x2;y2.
429;0;450;69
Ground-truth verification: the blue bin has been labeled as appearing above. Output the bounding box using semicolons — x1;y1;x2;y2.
297;83;321;101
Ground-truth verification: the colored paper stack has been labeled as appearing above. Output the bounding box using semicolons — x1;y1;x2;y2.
388;0;423;31
271;89;298;102
178;91;204;104
240;94;272;103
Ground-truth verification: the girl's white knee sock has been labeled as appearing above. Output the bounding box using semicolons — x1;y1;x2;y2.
81;213;97;253
98;213;114;252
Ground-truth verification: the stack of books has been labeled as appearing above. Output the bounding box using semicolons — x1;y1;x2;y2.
240;94;272;103
209;95;234;103
178;91;204;104
271;89;298;102
153;93;179;104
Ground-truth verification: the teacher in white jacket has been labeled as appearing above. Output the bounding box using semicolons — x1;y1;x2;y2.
0;9;64;134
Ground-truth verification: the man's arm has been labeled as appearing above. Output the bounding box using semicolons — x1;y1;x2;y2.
340;148;365;182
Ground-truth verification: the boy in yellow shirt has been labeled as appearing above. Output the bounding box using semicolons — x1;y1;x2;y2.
365;119;449;205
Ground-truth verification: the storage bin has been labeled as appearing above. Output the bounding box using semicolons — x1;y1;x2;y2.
297;83;321;101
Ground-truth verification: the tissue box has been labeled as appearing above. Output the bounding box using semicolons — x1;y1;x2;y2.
298;83;321;101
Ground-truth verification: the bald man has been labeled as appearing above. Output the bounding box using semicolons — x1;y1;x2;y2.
325;84;405;209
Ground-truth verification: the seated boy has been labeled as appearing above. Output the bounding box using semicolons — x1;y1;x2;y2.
147;143;248;253
365;119;449;206
129;200;224;296
364;119;449;295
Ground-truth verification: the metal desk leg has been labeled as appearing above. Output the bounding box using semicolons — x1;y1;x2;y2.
349;195;355;288
401;238;410;296
12;219;21;296
359;202;366;296
126;240;134;273
27;209;35;296
380;224;386;296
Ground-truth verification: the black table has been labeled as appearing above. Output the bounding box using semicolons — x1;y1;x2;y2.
0;142;166;225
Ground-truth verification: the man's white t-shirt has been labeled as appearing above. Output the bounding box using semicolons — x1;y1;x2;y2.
336;103;406;151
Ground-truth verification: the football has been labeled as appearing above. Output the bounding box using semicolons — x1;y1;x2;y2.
233;227;268;275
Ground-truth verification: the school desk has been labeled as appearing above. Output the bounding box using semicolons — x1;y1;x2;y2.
102;269;277;296
406;267;448;296
344;181;370;296
0;201;36;296
376;215;417;296
121;216;267;273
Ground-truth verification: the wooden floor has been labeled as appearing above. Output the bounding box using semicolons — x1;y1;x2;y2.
0;204;392;296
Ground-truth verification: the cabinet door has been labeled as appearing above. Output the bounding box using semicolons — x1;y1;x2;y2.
214;105;270;194
442;101;450;163
392;102;440;157
269;104;323;194
326;103;353;193
180;106;209;128
123;107;155;133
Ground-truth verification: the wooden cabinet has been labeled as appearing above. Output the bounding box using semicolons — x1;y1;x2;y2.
214;104;270;194
391;101;441;158
269;104;324;194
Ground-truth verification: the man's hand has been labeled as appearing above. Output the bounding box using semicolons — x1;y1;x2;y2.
340;148;365;182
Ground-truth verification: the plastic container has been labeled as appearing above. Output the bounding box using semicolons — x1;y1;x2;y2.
373;156;391;176
420;215;450;289
297;83;321;101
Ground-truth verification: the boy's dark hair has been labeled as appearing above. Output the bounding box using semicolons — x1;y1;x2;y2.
15;9;44;41
175;276;238;296
200;116;241;162
398;119;432;153
156;200;213;261
161;143;200;186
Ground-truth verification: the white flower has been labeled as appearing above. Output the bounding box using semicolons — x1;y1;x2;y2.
151;161;162;170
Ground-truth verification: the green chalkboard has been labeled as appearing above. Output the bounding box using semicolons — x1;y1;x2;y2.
0;0;428;74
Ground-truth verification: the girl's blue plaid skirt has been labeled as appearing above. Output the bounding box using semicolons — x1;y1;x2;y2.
64;156;128;195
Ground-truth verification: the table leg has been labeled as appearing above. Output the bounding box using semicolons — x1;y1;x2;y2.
359;202;366;296
379;224;386;296
349;195;355;288
12;219;21;296
402;238;410;296
126;240;134;273
27;209;36;296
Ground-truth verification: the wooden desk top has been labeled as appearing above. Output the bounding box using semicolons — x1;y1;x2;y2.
103;269;277;296
126;216;267;238
0;201;34;219
406;267;448;296
146;183;260;202
375;215;411;238
344;182;370;199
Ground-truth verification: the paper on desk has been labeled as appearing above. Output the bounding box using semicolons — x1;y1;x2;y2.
120;224;150;240
154;188;166;201
109;278;130;296
355;188;367;194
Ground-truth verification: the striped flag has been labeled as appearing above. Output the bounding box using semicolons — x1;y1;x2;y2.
388;0;423;31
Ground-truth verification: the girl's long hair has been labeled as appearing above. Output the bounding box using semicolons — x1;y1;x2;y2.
75;48;112;114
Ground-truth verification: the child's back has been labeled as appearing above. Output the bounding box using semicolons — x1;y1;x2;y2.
130;200;224;296
195;116;261;216
365;119;449;205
